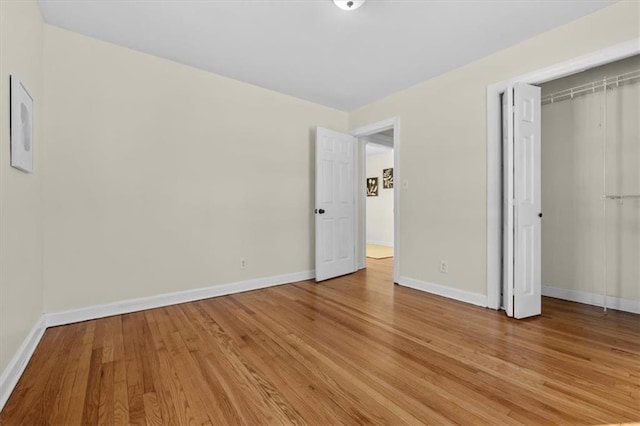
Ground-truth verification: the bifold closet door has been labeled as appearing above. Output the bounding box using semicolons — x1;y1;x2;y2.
504;83;542;319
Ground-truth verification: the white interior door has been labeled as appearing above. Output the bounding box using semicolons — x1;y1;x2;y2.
502;86;515;317
504;83;542;318
513;83;542;319
315;127;356;282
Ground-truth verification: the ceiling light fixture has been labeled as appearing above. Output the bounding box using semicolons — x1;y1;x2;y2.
333;0;366;11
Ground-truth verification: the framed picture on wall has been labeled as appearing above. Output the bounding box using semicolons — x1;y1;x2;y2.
10;76;34;173
367;177;378;196
383;168;393;188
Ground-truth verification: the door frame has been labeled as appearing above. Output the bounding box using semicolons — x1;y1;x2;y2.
351;117;401;283
486;38;640;310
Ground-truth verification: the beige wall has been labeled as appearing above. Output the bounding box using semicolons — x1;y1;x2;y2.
349;1;639;297
366;150;394;246
42;26;347;313
0;1;44;374
542;57;640;301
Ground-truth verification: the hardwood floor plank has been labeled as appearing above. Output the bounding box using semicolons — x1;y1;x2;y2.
81;348;104;425
63;321;96;426
151;306;214;425
48;323;87;425
113;380;130;426
143;310;190;425
190;301;306;425
216;297;381;424
215;299;366;424
142;392;163;426
1;258;639;425
121;313;149;425
236;291;463;424
98;361;115;425
181;302;259;425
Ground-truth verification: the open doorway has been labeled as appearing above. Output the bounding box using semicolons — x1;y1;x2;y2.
492;51;640;318
364;132;394;262
352;117;400;283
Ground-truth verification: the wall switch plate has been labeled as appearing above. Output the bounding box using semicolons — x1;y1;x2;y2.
240;258;247;269
439;260;448;273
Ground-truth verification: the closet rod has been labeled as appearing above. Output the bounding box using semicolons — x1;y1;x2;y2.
602;194;640;200
542;69;640;105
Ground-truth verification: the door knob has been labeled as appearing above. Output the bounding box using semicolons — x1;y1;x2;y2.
538;213;543;218
318;209;325;214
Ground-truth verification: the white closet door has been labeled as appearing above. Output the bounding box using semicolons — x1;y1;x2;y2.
513;83;542;319
504;83;542;319
315;127;356;282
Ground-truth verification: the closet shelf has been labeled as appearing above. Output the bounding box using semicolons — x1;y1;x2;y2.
542;69;640;105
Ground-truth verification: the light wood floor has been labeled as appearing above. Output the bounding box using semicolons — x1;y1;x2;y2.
1;258;639;425
365;244;393;259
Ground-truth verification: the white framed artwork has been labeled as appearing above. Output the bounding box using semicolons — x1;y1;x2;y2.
10;76;34;173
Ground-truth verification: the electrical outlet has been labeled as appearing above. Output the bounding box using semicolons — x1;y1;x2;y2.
240;258;247;269
439;260;448;273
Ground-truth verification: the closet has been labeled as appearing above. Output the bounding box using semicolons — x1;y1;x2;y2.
540;55;640;312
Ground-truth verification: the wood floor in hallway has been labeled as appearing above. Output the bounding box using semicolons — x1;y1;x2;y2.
1;258;639;425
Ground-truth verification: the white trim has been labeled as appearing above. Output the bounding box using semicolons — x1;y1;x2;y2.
351;117;401;283
366;240;393;247
397;276;487;308
543;285;640;315
358;138;367;272
486;38;640;310
0;315;46;411
352;133;358;276
46;270;314;327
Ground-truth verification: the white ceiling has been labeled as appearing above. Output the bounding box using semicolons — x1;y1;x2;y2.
38;0;615;111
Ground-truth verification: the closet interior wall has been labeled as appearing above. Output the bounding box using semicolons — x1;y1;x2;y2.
541;55;640;306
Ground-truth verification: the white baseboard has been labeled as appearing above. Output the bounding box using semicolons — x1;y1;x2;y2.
397;276;487;307
366;240;393;247
0;315;46;411
543;285;640;314
46;270;315;327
